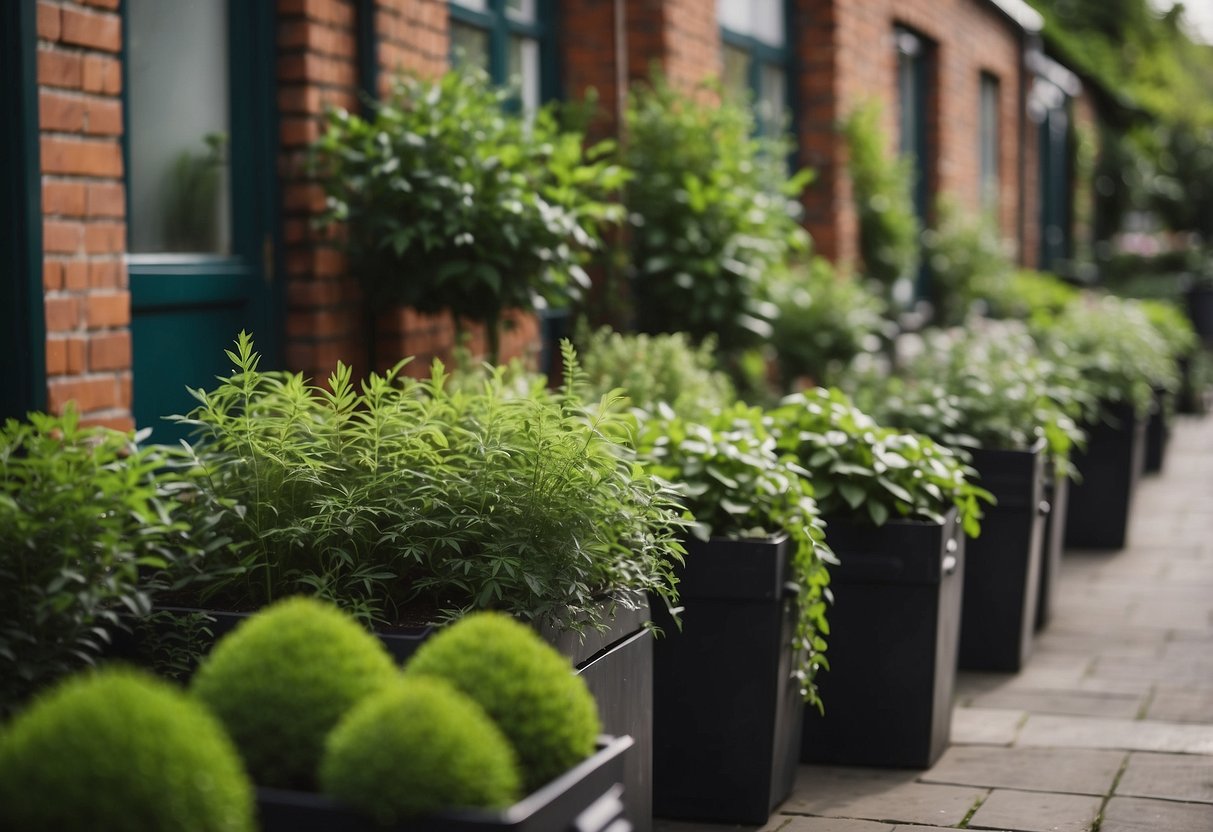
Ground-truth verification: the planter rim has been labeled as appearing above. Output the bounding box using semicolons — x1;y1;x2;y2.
968;436;1047;456
823;505;959;530
697;531;790;546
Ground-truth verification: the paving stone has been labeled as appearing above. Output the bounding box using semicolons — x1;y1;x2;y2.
921;746;1125;795
967;688;1144;719
783;767;985;827
950;707;1025;745
966;789;1102;832
1017;713;1213;754
1147;689;1213;723
769;818;894;832
1100;796;1213;832
1115;751;1213;803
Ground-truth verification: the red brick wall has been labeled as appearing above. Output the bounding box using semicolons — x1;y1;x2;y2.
36;0;132;430
796;0;1027;267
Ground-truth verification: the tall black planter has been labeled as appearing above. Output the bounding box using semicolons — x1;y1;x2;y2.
1065;403;1146;550
1144;386;1171;474
1178;354;1209;415
802;510;963;768
1186;284;1213;349
651;535;802;825
1036;467;1070;631
958;442;1047;672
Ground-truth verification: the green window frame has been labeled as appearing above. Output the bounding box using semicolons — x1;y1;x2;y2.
979;72;1001;215
718;0;792;137
448;0;557;109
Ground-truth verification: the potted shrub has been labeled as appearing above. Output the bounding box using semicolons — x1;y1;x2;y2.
631;401;832;824
846;320;1086;670
1039;296;1177;549
769;388;991;768
1140;299;1200;471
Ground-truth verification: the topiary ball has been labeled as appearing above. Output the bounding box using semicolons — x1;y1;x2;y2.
0;667;253;832
404;611;600;790
191;596;398;788
320;676;521;822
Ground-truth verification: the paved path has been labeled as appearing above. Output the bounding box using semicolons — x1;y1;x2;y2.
659;415;1213;832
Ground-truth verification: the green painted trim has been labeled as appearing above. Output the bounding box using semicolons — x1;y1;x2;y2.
0;0;47;418
129;271;253;310
719;13;793;140
448;0;557;101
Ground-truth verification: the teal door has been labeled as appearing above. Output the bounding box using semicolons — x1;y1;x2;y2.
126;0;279;443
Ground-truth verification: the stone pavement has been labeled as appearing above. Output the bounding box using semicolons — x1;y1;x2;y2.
659;415;1213;832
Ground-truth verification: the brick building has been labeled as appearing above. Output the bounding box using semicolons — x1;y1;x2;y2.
1;0;1093;433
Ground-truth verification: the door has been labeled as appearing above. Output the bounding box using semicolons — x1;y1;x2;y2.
125;0;279;443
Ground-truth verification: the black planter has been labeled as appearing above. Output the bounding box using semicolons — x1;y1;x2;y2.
1035;467;1070;631
801;509;964;768
1144;386;1171;474
1064;402;1146;550
651;534;802;824
1186;284;1213;349
958;442;1047;673
1177;354;1209;415
257;735;633;832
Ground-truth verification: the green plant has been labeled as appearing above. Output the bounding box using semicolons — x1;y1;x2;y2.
577;326;735;420
190;597;398;789
1138;298;1200;361
843;102;920;304
634;402;834;705
0;407;193;714
762;256;889;388
622;74;812;351
921;198;1015;326
405;611;600;791
0;667;253;832
174;333;687;633
312;66;626;362
978;269;1081;326
320;676;521;822
769;388;992;537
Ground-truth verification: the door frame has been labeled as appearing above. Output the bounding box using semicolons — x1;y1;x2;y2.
1;0;47;419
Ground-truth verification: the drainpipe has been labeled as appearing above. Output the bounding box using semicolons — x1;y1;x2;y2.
614;0;628;134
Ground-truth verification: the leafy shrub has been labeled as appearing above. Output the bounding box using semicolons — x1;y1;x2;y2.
843;102;920;302
978;269;1080;325
1138;298;1200;360
634;403;833;705
0;408;192;714
320;676;521;822
921;199;1015;326
0;667;253;832
622;75;811;351
845;321;1089;477
190;597;398;788
405;611;600;791
175;334;687;632
578;327;735;420
763;257;889;388
770;388;992;537
312;67;625;361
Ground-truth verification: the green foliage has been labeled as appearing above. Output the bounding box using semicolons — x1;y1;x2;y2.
0;667;253;832
320;676;521;822
922;199;1015;327
162;132;226;252
622;75;812;351
763;257;889;388
1138;298;1200;359
843;102;920;301
845;321;1089;477
633;402;834;705
978;269;1081;326
577;327;736;420
0;408;193;714
175;333;687;633
312;66;626;360
1038;294;1179;419
769;388;992;537
405;611;600;791
190;597;398;789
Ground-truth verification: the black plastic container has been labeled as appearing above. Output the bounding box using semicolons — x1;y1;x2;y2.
1036;467;1070;631
1065;402;1146;550
958;442;1047;672
1177;354;1209;415
651;535;802;824
257;735;633;832
801;510;964;768
1144;386;1170;474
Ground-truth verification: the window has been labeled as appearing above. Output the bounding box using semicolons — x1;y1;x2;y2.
979;72;1000;214
718;0;789;137
896;26;933;299
449;0;550;113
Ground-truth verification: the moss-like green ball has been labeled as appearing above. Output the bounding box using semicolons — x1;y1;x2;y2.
404;611;600;790
0;667;253;832
320;676;521;822
191;596;398;788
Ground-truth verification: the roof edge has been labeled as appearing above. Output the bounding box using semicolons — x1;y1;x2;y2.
983;0;1045;34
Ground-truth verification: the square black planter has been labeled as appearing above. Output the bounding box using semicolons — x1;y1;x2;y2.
801;510;964;769
1065;402;1146;550
651;534;803;825
958;441;1047;672
1036;466;1070;631
1144;386;1171;474
257;735;633;832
